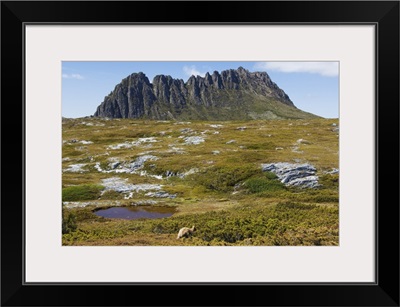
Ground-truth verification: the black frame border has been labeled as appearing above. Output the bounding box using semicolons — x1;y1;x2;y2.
1;1;399;306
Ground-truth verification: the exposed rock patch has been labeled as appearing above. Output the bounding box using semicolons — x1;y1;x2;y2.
261;162;319;188
183;136;205;145
145;191;177;199
63;139;93;145
165;168;199;179
325;168;339;175
167;145;186;154
80;121;105;127
101;177;175;199
209;124;223;128
296;139;311;145
94;155;159;178
63;200;121;209
180;128;194;134
101;177;162;193
63;163;87;173
107;142;134;150
108;137;158;150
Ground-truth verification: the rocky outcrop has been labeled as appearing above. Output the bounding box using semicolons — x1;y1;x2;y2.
94;67;317;120
261;162;319;188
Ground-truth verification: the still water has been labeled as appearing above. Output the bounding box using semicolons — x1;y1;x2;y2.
94;206;175;220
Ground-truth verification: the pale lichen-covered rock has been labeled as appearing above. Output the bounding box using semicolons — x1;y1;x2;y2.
63;163;87;173
145;191;177;199
101;177;162;193
127;155;158;172
183;136;205;145
325;168;339;175
95;155;158;175
261;162;320;188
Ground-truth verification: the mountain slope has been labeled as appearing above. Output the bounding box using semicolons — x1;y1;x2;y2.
94;67;318;120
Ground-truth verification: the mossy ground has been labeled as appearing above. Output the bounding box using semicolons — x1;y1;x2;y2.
62;117;339;246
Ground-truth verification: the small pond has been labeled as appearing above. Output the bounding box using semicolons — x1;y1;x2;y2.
94;206;176;220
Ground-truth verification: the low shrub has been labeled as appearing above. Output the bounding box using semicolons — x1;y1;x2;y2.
244;177;285;194
62;184;104;201
101;190;123;200
245;142;276;150
264;171;278;180
275;201;317;211
318;174;339;189
194;165;260;192
285;189;339;203
62;208;77;234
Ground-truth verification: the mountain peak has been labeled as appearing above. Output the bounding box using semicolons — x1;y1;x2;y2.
94;68;318;120
237;66;248;72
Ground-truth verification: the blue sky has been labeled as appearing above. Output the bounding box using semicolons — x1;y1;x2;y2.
62;61;339;119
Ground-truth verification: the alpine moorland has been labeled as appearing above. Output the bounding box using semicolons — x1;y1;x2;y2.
62;117;339;246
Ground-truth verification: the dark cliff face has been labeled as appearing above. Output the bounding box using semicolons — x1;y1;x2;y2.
94;67;316;120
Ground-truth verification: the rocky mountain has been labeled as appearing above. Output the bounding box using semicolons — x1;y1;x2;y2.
94;67;318;120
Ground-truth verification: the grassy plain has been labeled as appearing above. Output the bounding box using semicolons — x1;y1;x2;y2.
62;117;339;246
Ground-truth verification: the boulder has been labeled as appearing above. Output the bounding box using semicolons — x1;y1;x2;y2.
261;162;319;188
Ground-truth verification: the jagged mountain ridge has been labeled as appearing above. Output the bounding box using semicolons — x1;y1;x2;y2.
94;67;318;120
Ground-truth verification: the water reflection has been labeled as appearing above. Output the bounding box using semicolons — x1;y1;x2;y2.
94;206;175;220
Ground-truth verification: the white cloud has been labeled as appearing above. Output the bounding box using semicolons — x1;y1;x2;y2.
183;65;206;77
62;73;84;80
254;62;338;77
